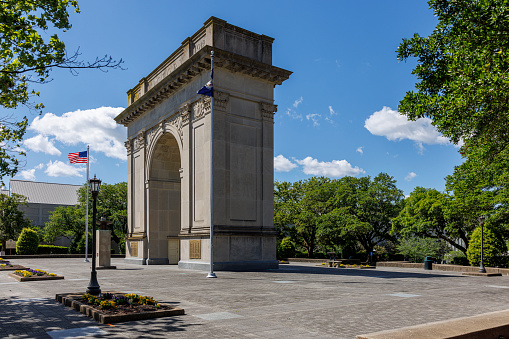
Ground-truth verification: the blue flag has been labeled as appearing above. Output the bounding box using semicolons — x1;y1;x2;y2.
197;69;213;97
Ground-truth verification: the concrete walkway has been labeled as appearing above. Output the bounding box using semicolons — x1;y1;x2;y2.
1;258;509;338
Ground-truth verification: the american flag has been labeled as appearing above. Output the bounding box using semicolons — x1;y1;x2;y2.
68;151;88;164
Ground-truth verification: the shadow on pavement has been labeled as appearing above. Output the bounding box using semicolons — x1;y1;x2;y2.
0;296;194;338
268;264;464;279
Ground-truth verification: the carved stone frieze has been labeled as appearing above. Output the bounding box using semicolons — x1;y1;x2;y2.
180;103;191;125
133;132;145;152
261;102;278;121
167;113;183;143
192;96;211;121
214;91;229;110
125;139;133;156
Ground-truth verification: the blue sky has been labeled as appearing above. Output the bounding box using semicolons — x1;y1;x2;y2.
10;1;463;195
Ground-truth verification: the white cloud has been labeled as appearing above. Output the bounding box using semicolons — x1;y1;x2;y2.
29;106;126;160
293;97;303;108
19;169;36;181
356;146;364;155
23;134;61;156
45;160;86;177
306;113;321;127
405;172;417;181
35;163;44;170
286;107;303;120
329;106;337;116
295;157;365;177
274;155;298;172
364;106;450;151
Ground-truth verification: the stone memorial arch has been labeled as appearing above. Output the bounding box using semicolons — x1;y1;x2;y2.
115;17;291;271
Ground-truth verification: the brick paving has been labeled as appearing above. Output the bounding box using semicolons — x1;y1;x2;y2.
1;258;509;338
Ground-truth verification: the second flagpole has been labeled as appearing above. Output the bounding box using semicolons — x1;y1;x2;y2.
84;145;90;262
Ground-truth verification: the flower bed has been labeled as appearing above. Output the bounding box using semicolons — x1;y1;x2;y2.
0;258;28;271
9;269;64;281
56;292;185;324
338;264;376;269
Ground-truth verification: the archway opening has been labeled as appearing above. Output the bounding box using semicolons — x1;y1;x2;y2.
148;133;181;264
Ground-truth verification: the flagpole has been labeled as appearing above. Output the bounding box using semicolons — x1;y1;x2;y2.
84;145;90;262
207;50;217;278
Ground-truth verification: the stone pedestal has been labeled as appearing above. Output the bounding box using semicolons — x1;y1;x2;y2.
96;230;116;269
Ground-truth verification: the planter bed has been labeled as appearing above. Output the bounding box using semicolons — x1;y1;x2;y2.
0;264;28;271
9;272;64;282
56;292;185;324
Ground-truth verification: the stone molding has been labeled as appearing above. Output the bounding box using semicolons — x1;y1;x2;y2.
180;103;191;125
124;140;132;156
115;47;291;127
214;90;229;111
261;102;277;121
133;132;145;153
192;95;211;122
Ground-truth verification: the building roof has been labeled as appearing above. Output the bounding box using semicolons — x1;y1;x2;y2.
9;180;81;205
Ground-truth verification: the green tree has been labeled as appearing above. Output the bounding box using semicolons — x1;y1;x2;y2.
397;237;448;263
0;0;122;182
445;146;509;236
16;227;39;254
397;0;509;156
275;173;403;259
0;193;31;250
43;205;83;253
353;173;404;257
467;224;507;267
392;187;470;254
43;182;127;253
274;177;336;257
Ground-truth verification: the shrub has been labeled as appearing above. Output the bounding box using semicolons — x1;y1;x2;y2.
446;250;468;266
467;226;507;267
16;228;39;254
37;245;68;254
397;237;448;263
277;237;295;259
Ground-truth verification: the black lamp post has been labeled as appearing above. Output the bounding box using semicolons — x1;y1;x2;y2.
86;175;102;295
478;215;486;273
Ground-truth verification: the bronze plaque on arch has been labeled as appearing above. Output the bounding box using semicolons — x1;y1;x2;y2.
189;240;201;259
130;241;138;257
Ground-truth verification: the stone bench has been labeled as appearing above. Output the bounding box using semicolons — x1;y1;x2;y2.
356;309;509;339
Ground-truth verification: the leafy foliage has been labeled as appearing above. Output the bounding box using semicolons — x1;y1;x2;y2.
16;227;39;254
467;224;507;267
0;193;31;250
397;0;509;156
396;237;448;263
274;173;404;259
43;182;127;253
392;187;470;253
0;0;123;182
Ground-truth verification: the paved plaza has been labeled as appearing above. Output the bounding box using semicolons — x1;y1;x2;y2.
1;259;509;338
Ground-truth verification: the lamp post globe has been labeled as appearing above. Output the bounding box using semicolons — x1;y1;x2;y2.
86;175;102;295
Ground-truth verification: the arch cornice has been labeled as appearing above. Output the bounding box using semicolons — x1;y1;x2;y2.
114;46;291;127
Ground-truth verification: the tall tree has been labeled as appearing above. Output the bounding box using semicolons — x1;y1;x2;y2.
43;182;128;252
397;0;509;156
0;0;122;181
392;187;469;254
354;173;404;257
0;193;31;250
43;204;83;249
